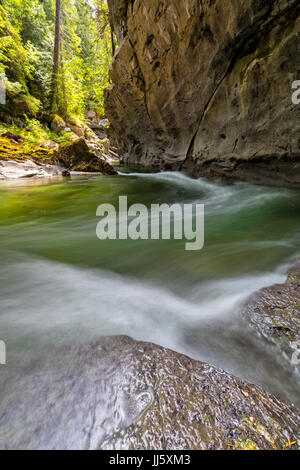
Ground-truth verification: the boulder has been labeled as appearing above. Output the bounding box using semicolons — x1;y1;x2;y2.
51;115;66;135
88;118;109;138
54;138;117;174
69;124;85;138
85;109;97;120
0;336;299;450
96;118;109;130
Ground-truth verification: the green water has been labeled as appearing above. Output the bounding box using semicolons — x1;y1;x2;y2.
0;171;299;405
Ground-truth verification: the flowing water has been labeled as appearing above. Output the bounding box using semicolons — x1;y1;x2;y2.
0;170;300;441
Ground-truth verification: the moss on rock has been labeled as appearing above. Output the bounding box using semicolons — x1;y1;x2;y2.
54;138;117;175
0;136;54;164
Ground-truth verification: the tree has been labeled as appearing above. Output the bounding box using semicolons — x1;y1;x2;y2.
1;0;113;120
96;0;115;56
50;0;62;111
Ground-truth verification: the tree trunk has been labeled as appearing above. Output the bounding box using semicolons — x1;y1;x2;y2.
50;0;62;112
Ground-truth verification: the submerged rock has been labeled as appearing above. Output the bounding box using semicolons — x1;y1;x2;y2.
55;138;117;175
0;336;299;450
243;261;300;379
105;0;300;187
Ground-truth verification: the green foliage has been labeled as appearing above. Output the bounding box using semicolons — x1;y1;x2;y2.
75;0;112;116
0;121;23;135
24;116;75;144
0;0;113;121
24;115;49;142
0;117;73;145
0;4;40;117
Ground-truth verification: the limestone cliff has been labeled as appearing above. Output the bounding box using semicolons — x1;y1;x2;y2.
105;0;300;186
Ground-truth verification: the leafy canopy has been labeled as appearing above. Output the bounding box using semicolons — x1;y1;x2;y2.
0;0;113;120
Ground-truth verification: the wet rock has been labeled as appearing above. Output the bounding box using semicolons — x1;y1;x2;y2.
50;115;66;135
54;138;117;174
0;159;61;179
0;336;299;450
61;169;71;177
105;0;300;187
242;261;300;378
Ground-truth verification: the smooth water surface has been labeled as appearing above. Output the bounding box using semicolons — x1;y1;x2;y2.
0;171;299;406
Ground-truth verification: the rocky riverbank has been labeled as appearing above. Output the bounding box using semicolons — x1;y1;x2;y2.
0;127;117;179
242;260;300;381
105;0;300;187
0;335;299;450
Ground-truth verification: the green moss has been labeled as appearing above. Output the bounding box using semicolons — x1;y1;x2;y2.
55;138;117;174
51;114;65;124
0;136;54;164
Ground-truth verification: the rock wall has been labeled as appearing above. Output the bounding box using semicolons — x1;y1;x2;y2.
105;0;300;186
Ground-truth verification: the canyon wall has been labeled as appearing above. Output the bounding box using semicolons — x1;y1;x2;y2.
105;0;300;186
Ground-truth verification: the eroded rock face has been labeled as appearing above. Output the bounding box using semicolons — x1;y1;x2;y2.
243;261;300;379
105;0;300;186
0;336;299;450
